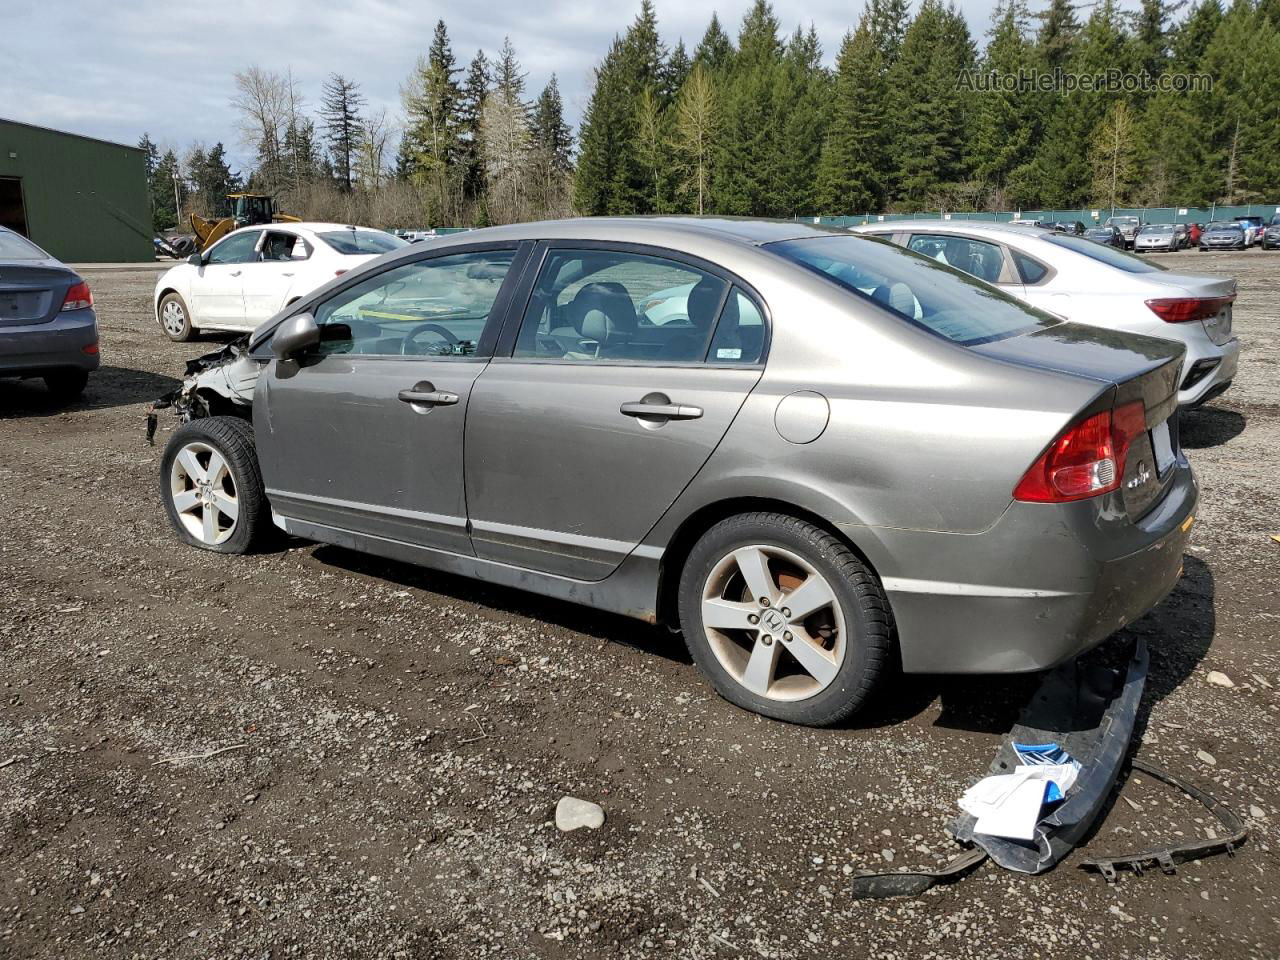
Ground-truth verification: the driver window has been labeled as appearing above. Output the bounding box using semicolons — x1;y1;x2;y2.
312;250;515;357
205;231;261;265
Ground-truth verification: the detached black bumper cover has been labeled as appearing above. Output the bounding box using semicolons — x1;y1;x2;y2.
948;638;1148;874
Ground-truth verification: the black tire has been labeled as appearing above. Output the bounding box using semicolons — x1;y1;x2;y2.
158;292;195;342
677;512;892;727
42;369;88;400
160;416;268;554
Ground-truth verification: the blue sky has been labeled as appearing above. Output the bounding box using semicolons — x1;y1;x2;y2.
4;0;1001;169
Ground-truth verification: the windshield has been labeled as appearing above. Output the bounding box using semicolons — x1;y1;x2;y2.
0;230;50;260
1106;217;1139;226
318;229;408;256
1208;221;1242;231
768;235;1057;346
1139;225;1173;234
1043;233;1168;273
1271;215;1280;225
1085;228;1111;236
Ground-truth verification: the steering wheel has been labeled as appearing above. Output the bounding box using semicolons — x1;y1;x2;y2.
402;322;459;355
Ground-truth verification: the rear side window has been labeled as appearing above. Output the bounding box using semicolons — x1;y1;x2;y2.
707;289;765;364
260;231;309;261
1012;251;1049;284
1042;234;1167;273
906;234;1004;283
318;229;407;255
514;249;742;363
768;235;1056;346
0;230;48;260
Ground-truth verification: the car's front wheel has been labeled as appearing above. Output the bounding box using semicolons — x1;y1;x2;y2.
677;513;891;726
160;416;267;554
158;292;194;342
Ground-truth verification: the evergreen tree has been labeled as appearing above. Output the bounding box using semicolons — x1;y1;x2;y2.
494;36;528;107
458;50;492;198
531;75;573;172
320;73;365;190
972;0;1038;201
869;0;911;64
152;148;182;231
574;37;634;214
1035;0;1080;70
887;0;975;206
816;15;888;214
403;20;465;220
773;25;828;215
694;13;735;69
663;40;692;100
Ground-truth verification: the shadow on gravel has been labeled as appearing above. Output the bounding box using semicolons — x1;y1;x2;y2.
1181;406;1246;448
0;365;181;418
309;544;691;666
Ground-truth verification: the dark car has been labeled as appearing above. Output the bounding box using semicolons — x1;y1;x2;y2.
1262;214;1280;251
1083;224;1125;248
1048;220;1086;235
1199;220;1248;251
0;227;100;399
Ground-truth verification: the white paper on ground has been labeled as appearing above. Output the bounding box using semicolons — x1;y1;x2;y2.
958;763;1080;841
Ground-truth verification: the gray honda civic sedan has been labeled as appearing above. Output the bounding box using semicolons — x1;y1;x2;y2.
154;218;1196;726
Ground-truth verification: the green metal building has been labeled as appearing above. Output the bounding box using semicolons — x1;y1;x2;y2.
0;118;153;263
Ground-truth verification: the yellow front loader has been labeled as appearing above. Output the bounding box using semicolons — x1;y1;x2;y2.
184;194;301;254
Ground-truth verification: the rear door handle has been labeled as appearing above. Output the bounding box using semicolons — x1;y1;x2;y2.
399;388;459;406
230;270;242;277
620;401;703;420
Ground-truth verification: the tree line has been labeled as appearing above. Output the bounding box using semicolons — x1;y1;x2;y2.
140;0;1280;233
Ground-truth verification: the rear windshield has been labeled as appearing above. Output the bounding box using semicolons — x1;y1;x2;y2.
0;231;49;260
768;235;1057;346
1042;233;1167;273
318;229;408;256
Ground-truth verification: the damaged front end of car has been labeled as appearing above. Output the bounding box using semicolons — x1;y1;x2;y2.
145;335;261;444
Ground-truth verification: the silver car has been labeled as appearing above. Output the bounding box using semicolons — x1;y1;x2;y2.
154;218;1196;727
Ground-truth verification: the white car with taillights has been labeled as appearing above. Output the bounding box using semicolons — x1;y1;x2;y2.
850;220;1240;407
153;223;406;341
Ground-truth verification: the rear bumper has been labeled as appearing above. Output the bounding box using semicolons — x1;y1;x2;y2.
842;461;1197;674
1178;335;1238;407
0;309;100;376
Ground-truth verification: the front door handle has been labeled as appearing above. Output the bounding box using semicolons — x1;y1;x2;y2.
620;401;703;421
399;388;460;406
230;270;242;277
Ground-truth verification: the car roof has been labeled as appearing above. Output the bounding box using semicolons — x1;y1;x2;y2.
412;216;844;248
850;219;1047;238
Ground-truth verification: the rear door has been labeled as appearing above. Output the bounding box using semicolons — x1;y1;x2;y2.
190;230;260;328
254;244;526;554
464;243;767;580
241;230;309;325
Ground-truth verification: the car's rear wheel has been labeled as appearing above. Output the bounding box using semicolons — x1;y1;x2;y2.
677;512;891;726
159;292;194;342
43;369;88;400
160;416;266;554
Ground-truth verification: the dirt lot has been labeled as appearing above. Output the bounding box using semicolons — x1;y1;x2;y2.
1;248;1278;959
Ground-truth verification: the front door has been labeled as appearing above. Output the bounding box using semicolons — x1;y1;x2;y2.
191;229;260;328
254;246;523;554
465;245;767;580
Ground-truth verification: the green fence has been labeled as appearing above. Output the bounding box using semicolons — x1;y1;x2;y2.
803;203;1280;228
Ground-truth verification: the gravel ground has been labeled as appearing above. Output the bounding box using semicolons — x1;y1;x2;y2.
1;248;1277;959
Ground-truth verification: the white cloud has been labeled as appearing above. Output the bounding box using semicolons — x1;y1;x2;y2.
4;0;1001;169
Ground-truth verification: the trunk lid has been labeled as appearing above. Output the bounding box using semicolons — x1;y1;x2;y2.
1141;271;1237;346
0;263;76;326
973;322;1184;520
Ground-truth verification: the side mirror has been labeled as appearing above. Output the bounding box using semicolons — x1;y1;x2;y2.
186;253;203;267
272;312;321;360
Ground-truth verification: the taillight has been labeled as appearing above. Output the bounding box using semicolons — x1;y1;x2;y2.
1013;401;1146;503
61;280;93;311
1145;295;1233;324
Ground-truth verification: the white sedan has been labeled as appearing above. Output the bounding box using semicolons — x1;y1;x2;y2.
850;220;1240;407
154;223;406;341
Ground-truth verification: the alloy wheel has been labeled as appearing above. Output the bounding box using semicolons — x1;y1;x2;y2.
700;544;847;702
169;441;239;546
